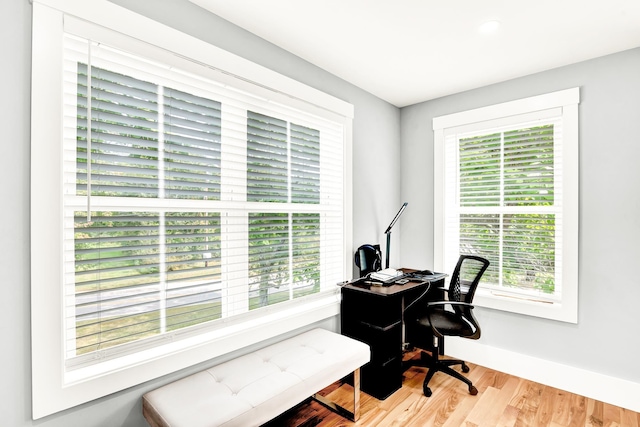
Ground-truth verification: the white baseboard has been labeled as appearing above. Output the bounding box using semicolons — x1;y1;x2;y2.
446;339;640;413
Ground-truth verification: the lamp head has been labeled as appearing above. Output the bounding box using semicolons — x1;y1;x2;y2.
384;202;408;234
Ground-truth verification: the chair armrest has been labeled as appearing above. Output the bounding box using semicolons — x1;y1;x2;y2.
426;301;475;309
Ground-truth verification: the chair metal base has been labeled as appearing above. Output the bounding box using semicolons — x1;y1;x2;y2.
411;350;477;397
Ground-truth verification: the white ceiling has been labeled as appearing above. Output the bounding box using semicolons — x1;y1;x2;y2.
189;0;640;107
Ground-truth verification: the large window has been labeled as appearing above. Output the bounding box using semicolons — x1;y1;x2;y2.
433;88;579;323
31;0;352;418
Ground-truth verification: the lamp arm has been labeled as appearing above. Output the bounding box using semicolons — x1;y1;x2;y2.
383;202;407;269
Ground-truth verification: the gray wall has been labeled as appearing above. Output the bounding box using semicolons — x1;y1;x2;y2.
400;47;640;383
4;0;400;425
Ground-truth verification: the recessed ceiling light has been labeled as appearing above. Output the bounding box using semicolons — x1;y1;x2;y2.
478;20;501;34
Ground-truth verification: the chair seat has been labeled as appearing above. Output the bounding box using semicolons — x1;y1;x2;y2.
416;309;474;337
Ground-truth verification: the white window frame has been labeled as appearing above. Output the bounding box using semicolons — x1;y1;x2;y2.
433;88;579;323
31;0;353;419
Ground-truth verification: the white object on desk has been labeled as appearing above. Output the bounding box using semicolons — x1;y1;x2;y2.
370;268;403;282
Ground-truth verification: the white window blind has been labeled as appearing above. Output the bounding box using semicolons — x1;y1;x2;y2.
61;33;346;368
446;119;561;301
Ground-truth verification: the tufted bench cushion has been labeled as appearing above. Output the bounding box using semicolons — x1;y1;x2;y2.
142;328;370;427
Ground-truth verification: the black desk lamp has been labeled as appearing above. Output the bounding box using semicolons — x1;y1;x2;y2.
384;202;408;269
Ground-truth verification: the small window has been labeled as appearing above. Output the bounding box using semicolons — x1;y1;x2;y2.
433;88;579;323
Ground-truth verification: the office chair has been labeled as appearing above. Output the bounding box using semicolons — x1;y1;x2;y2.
406;255;489;397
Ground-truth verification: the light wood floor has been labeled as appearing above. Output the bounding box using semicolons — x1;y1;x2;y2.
264;351;640;427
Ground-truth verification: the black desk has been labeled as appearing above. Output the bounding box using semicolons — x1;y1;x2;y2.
340;271;446;400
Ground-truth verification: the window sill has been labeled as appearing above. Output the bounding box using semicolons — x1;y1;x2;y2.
474;289;577;323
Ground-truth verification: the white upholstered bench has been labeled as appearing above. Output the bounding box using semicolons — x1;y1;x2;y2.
142;328;371;427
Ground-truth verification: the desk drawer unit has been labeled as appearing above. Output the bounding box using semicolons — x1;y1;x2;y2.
340;287;403;400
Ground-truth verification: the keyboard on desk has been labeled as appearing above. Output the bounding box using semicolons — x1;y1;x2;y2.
368;269;442;286
389;271;441;285
410;273;433;281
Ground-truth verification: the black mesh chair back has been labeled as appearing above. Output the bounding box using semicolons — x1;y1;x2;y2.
447;255;490;339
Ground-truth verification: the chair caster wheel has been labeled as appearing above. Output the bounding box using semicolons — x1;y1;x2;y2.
461;363;470;373
469;385;478;395
423;384;432;397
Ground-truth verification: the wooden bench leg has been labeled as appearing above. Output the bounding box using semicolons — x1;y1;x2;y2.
312;368;361;422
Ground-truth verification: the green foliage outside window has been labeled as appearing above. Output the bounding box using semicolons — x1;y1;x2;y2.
459;125;556;294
